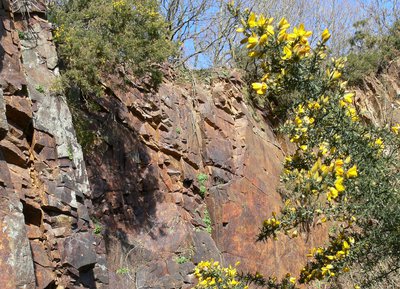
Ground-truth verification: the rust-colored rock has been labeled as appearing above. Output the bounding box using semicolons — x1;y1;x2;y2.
84;73;328;288
0;4;108;288
0;1;398;288
59;232;97;270
354;58;400;126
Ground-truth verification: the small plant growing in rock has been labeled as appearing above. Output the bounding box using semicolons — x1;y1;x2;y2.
197;173;208;198
35;85;45;93
93;223;102;235
92;217;102;235
17;30;25;40
175;255;190;264
176;127;181;134
203;209;212;234
67;144;74;161
116;267;130;275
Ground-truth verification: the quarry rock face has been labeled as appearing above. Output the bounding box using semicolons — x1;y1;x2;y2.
83;72;328;289
0;0;398;288
0;1;108;288
354;58;400;126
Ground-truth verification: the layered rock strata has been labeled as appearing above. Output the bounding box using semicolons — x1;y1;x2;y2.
84;71;327;288
1;1;399;288
0;1;108;288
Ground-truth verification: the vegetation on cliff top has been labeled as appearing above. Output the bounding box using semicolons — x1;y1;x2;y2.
346;19;400;85
49;0;175;95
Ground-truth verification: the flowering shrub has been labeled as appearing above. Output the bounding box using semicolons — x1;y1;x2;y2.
193;261;297;289
194;6;400;289
193;261;247;289
235;7;400;288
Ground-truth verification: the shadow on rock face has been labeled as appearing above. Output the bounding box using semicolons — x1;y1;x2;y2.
87;119;162;238
77;91;172;287
79;91;165;241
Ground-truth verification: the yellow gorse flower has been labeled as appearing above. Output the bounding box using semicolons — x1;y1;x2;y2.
328;69;342;80
391;123;400;134
343;92;355;103
375;137;384;148
321;28;331;43
247;34;258;49
335;159;344;167
293;23;312;38
346;165;358;178
252;82;267;95
334;177;345;192
259;34;268;45
248;12;257;27
278;17;290;30
327;187;339;201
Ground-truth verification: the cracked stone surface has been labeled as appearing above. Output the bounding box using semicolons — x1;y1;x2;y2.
0;2;108;288
0;0;398;288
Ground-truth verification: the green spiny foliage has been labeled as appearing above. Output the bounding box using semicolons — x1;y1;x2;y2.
116;267;130;275
49;0;176;96
35;85;45;93
175;255;190;264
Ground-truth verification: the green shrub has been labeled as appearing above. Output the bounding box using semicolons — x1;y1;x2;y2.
236;9;400;288
346;20;400;85
49;0;176;95
35;85;45;93
91;217;103;235
17;30;25;40
93;223;102;235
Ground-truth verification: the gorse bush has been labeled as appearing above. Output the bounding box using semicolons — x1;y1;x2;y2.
194;5;400;289
193;260;297;289
193;261;248;289
49;0;175;95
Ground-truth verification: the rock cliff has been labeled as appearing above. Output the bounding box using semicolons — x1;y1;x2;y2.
354;58;400;126
81;68;328;289
0;1;107;288
0;2;325;283
0;1;399;288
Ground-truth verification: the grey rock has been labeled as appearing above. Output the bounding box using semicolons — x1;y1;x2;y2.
1;204;36;288
60;232;97;270
0;89;8;139
192;231;222;264
93;255;109;284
